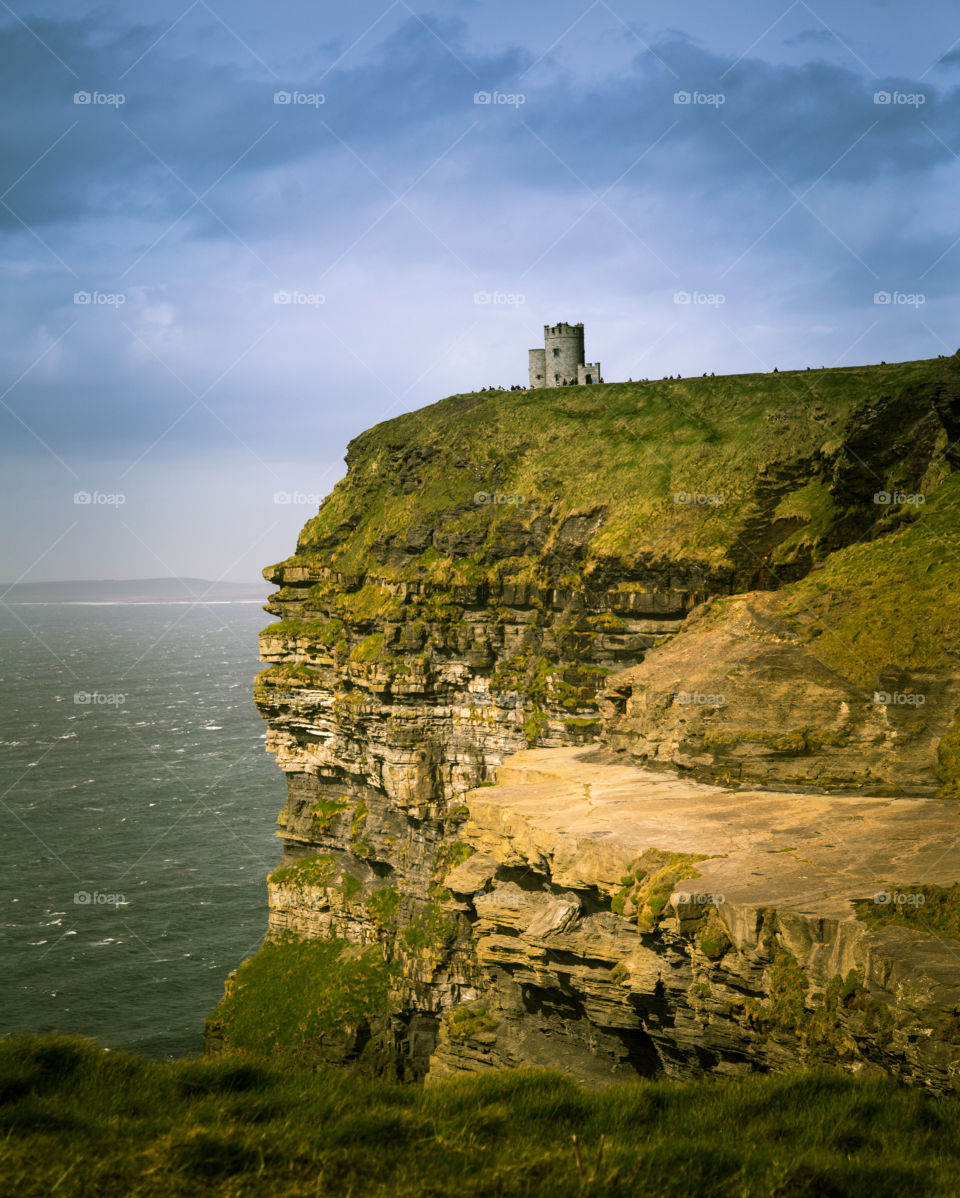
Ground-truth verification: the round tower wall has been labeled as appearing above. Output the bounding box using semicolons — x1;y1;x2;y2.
543;323;585;386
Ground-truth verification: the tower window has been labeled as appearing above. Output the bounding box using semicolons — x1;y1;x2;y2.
552;348;560;357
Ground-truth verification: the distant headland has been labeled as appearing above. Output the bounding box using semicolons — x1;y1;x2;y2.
1;578;269;605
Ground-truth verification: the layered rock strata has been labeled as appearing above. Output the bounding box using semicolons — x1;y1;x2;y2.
430;748;960;1093
600;591;960;795
255;569;698;1075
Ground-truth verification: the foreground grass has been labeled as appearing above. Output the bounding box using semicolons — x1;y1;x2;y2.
1;1034;959;1196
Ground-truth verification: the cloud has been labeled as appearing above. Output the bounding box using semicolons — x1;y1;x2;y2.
0;13;527;234
2;4;960;584
784;29;843;47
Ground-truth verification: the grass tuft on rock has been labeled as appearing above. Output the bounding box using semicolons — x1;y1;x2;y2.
205;933;393;1060
855;882;960;940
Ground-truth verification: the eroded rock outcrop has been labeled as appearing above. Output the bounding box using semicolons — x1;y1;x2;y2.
600;591;960;795
431;748;960;1093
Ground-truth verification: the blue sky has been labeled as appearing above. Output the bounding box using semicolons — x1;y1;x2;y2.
2;0;959;583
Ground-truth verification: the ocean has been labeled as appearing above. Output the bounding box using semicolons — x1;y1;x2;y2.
0;601;282;1058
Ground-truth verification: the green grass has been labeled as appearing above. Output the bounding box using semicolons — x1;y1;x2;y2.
433;841;476;880
445;1004;497;1040
781;471;960;689
267;854;338;888
253;663;325;690
205;934;393;1060
341;874;363;899
696;910;732;960
366;886;402;928
258;354;959;780
328;582;404;623
611;849;708;929
3;1033;960;1196
260;618;344;646
734;953;871;1056
349;632;385;662
938;712;960;798
309;797;350;833
272;356;949;590
400;900;458;952
855;882;960;940
350;798;374;858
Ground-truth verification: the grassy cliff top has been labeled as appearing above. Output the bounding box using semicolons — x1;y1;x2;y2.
274;354;958;590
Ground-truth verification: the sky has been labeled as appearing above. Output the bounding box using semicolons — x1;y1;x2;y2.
2;0;959;584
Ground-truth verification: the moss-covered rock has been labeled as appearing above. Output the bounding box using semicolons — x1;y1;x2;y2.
206;934;394;1063
855;882;960;939
445;1004;498;1041
268;855;338;889
611;849;708;930
696;910;732;960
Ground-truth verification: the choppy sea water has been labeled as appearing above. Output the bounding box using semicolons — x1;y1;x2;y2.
0;602;282;1058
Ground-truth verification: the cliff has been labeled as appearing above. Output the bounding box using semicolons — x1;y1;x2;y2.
207;354;960;1090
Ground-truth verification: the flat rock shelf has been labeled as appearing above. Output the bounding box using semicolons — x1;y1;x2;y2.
431;747;960;1092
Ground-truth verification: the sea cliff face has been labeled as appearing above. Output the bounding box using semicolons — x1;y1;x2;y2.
252;565;694;1074
208;355;960;1089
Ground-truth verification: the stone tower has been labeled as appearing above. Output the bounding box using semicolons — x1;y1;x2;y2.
528;322;600;388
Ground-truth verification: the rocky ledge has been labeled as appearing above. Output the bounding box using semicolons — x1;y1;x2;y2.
431;747;960;1093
